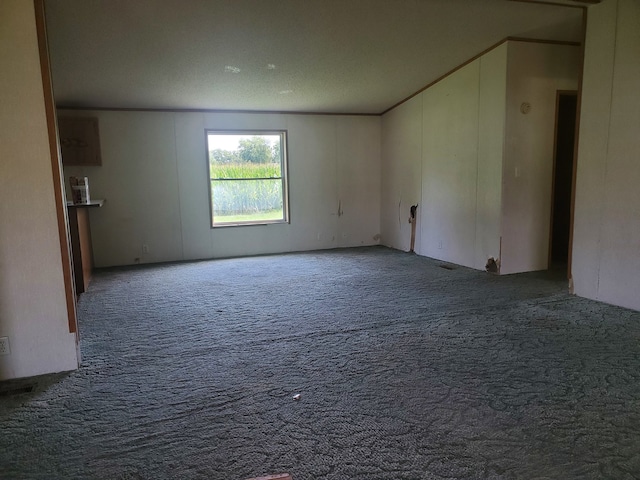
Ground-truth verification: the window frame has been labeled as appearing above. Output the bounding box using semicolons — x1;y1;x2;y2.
205;129;290;228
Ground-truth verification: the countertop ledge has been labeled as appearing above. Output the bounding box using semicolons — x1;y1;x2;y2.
66;199;105;208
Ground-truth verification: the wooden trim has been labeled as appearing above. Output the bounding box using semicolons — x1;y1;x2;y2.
507;0;589;9
381;37;580;116
34;0;78;334
58;38;580;120
567;8;589;284
56;105;378;117
382;38;509;115
506;36;581;47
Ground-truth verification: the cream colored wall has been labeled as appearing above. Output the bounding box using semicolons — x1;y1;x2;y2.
573;0;640;311
380;96;423;252
476;46;507;269
500;42;580;274
381;41;579;273
421;61;481;267
0;1;78;380
381;44;506;269
63;111;381;266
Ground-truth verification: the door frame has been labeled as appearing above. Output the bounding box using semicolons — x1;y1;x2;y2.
34;0;79;338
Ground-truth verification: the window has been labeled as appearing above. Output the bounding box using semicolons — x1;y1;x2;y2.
206;131;289;227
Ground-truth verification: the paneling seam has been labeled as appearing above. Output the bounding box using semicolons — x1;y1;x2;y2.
595;0;619;299
475;58;482;269
173;114;185;261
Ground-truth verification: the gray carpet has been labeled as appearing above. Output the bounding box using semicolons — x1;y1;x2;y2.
2;246;640;479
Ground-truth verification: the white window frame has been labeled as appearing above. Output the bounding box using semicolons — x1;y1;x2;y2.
206;130;290;228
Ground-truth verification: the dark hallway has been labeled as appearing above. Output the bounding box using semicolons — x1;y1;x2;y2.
550;92;577;270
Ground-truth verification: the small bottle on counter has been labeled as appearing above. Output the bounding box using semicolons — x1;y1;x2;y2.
70;176;90;204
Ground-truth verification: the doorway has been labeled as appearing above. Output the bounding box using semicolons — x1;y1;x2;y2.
549;91;577;274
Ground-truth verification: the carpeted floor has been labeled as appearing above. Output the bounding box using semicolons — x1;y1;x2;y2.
2;246;640;479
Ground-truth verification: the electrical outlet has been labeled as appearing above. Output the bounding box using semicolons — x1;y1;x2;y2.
438;240;443;249
142;244;149;254
0;337;10;356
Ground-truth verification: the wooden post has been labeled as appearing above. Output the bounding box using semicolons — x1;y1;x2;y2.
409;204;418;253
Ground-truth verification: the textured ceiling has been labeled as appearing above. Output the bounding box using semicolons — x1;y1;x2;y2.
44;0;585;114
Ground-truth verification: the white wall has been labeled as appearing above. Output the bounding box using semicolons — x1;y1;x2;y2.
501;42;580;274
572;0;640;311
0;1;78;380
476;46;508;270
381;40;580;274
380;96;423;252
63;110;381;267
381;44;507;270
421;60;481;267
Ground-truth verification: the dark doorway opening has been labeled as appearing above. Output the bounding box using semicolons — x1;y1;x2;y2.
549;91;577;273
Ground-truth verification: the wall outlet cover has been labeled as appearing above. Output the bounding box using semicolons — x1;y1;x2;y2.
0;337;10;356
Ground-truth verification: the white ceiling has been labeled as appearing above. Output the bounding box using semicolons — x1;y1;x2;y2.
44;0;585;114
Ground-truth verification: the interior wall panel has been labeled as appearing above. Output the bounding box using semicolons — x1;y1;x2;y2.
420;61;480;268
380;96;423;253
573;0;640;311
501;42;580;274
174;112;213;261
336;116;382;248
596;0;640;310
0;1;78;380
62;110;382;266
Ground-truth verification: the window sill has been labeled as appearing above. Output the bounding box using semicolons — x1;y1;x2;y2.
211;219;289;228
